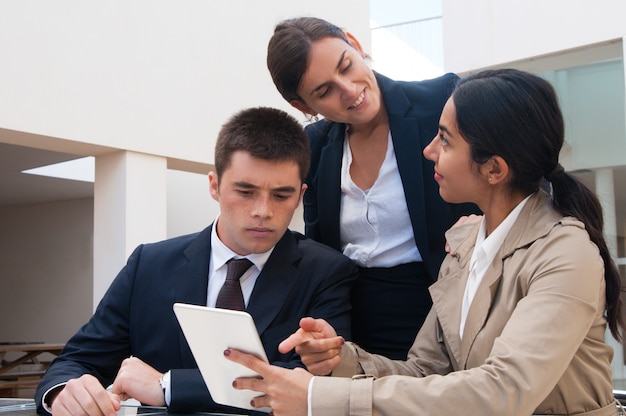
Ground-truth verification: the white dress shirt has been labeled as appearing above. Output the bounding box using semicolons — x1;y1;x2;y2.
206;216;273;307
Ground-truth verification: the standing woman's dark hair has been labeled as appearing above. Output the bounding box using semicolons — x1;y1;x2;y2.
453;68;624;341
267;17;349;102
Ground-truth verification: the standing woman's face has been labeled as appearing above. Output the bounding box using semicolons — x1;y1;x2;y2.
290;36;383;126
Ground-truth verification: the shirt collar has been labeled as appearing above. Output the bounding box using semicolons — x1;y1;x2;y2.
471;194;532;269
210;215;274;273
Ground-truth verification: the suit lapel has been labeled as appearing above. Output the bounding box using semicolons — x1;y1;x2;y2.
316;123;345;249
246;232;301;335
175;226;212;305
174;226;212;365
378;73;430;266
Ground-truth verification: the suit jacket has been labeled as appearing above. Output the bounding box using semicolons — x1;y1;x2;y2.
303;72;479;280
312;191;616;416
35;225;357;415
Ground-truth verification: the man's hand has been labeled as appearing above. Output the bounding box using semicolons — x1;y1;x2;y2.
50;374;120;416
110;356;166;406
279;317;344;375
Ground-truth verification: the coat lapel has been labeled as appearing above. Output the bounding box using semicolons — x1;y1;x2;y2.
429;222;479;368
459;258;503;368
453;191;561;368
246;232;301;335
429;263;467;369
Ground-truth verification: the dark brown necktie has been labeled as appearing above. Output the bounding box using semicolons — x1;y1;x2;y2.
215;258;253;311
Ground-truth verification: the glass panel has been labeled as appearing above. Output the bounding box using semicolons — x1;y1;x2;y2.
542;57;626;372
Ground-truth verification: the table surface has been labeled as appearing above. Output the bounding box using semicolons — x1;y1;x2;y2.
0;399;247;416
0;348;247;415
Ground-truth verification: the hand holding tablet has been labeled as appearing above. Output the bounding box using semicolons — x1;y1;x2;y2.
173;303;271;413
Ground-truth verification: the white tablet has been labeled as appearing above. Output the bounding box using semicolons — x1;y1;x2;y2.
173;303;270;413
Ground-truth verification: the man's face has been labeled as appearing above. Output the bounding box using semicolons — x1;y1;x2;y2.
209;150;306;255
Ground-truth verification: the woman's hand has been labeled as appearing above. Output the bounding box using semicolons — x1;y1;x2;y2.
225;349;312;416
446;214;482;255
278;317;344;375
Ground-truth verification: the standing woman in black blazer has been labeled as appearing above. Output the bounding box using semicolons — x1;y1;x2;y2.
267;17;479;359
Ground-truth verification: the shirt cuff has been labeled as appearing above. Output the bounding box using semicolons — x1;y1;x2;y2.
42;382;67;414
160;370;172;406
307;376;315;416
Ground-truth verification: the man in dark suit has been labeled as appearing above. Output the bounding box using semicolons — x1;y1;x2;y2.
35;107;358;415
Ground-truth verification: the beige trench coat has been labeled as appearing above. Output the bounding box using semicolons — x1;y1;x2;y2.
312;191;617;416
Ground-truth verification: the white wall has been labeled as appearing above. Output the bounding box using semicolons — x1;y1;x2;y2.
0;199;93;343
1;1;351;343
442;0;626;73
0;169;304;344
0;0;370;167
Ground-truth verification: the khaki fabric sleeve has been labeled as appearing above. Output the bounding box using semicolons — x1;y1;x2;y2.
331;342;363;377
311;374;373;416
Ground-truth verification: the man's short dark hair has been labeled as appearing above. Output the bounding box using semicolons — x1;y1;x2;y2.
214;107;310;182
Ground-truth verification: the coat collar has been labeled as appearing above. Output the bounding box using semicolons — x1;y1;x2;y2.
443;191;562;266
430;191;564;368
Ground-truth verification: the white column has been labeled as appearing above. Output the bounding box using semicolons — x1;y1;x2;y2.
594;167;624;380
93;151;167;309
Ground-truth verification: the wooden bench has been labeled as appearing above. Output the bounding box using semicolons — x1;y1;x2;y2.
0;377;41;398
0;370;47;380
0;343;64;398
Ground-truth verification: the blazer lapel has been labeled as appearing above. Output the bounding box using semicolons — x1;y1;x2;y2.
246;232;301;335
378;73;430;268
316;123;345;249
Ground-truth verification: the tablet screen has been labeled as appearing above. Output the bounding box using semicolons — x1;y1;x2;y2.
173;303;270;413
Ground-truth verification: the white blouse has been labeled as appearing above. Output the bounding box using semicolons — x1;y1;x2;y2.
339;131;422;267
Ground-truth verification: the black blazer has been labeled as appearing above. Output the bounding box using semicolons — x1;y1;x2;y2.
35;225;357;415
303;72;479;280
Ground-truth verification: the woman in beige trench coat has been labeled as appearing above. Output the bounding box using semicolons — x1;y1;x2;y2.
226;69;624;416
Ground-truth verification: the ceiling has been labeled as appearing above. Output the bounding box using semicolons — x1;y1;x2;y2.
0;142;93;208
